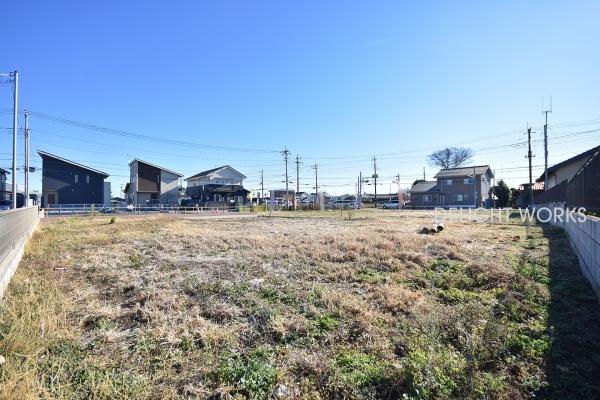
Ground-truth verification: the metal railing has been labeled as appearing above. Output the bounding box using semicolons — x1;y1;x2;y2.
43;204;255;216
0;206;39;265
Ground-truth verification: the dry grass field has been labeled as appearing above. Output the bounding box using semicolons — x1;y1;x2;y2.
1;210;599;399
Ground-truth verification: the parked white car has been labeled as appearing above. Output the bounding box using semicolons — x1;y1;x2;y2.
382;199;403;209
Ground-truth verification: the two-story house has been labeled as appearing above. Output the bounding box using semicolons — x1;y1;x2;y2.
410;165;494;208
185;165;248;207
38;150;110;207
128;159;183;205
434;165;494;208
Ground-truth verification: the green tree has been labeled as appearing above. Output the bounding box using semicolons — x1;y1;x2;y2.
495;180;511;208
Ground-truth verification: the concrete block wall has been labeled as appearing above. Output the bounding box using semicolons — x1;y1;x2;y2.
544;206;600;299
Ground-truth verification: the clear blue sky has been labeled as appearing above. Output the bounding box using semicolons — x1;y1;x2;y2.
1;1;599;196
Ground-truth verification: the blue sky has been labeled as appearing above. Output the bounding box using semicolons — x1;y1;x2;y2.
1;1;599;195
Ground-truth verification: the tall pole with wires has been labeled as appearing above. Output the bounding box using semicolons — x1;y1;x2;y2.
311;163;318;205
294;155;301;210
260;169;264;204
542;97;552;191
282;147;290;210
24;110;29;204
359;171;363;207
526;126;534;208
11;71;18;209
372;156;378;208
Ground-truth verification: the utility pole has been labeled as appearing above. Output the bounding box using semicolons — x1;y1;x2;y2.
473;167;477;208
260;169;264;204
282;147;290;210
294;155;301;210
311;163;318;205
423;167;425;181
358;171;363;208
542;97;552;191
11;71;18;208
526;126;534;208
372;156;378;207
24;110;29;205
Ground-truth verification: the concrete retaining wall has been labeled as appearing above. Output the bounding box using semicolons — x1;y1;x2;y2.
0;207;42;297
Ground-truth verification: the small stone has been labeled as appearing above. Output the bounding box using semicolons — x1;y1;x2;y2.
0;355;6;365
273;383;289;399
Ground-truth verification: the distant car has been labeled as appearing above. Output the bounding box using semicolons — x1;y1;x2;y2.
328;199;359;209
180;199;200;208
382;199;402;209
0;200;11;211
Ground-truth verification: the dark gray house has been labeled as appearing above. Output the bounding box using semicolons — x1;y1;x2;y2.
434;165;494;208
39;151;110;207
410;165;494;208
409;180;439;208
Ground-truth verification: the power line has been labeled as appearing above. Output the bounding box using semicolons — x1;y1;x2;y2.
0;109;279;154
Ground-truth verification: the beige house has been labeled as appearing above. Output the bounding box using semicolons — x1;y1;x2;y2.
537;146;600;190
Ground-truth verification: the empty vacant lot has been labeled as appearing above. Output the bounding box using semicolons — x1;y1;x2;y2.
1;211;599;399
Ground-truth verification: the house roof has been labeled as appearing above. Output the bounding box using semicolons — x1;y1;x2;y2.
410;180;438;193
434;165;493;179
129;159;183;177
185;165;246;181
537;145;600;182
37;150;109;178
0;167;9;175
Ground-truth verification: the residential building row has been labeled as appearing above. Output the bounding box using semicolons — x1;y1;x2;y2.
14;145;599;210
36;151;249;208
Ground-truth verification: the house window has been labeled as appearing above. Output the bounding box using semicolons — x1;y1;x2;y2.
452;194;468;202
74;174;78;183
423;195;432;202
445;179;452;185
464;177;473;184
86;175;90;184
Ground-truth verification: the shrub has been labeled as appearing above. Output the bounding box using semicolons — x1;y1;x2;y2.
213;347;278;399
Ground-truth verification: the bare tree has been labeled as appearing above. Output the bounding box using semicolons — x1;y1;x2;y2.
428;147;473;169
